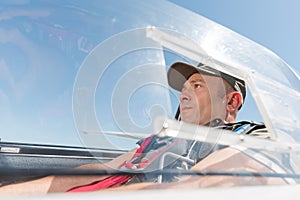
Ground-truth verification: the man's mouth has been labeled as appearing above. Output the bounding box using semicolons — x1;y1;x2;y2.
181;105;192;112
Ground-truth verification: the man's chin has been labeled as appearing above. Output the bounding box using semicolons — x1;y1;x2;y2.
180;117;199;125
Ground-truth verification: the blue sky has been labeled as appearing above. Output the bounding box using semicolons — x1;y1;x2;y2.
169;0;300;75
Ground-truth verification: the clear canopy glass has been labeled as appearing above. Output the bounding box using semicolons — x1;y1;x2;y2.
0;0;299;151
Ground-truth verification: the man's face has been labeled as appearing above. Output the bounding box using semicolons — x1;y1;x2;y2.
179;73;227;125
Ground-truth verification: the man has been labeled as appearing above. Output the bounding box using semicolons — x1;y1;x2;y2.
0;62;287;194
168;61;245;125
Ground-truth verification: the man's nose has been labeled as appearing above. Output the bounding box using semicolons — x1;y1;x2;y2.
180;84;192;102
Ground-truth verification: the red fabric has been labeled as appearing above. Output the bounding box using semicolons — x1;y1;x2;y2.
118;135;154;169
67;175;131;192
67;135;155;192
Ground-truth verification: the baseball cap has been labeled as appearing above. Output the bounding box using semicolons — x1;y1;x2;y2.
167;61;246;102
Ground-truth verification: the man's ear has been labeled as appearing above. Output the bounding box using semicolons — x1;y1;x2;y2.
226;92;243;112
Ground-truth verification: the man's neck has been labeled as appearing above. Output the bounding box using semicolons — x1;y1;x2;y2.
204;118;225;127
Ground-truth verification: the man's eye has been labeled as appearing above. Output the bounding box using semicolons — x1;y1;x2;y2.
194;84;201;89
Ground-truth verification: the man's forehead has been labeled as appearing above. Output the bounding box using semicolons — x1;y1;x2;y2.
187;73;223;83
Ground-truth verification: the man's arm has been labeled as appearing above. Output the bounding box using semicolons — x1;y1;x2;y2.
104;147;287;191
144;147;287;189
0;148;138;195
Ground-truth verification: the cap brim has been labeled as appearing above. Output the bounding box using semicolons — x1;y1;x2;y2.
167;62;222;91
